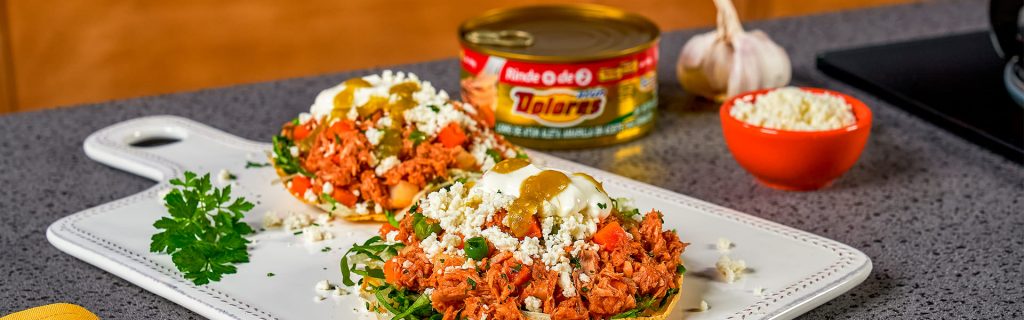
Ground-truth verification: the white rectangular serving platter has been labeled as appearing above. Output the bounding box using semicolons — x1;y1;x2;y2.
48;116;871;320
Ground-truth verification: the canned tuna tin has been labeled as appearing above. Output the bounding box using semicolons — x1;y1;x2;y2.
459;4;660;149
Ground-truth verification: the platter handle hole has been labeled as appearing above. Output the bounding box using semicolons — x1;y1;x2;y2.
129;137;182;148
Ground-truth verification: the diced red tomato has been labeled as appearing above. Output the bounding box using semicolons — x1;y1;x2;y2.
329;120;355;136
331;189;358;207
383;258;401;284
379;222;399;239
293;123;312;140
289;176;311;196
593;221;628;251
507;264;531;286
437;123;467;148
521;218;542;239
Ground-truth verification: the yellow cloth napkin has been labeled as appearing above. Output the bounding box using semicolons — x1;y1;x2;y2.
1;303;99;320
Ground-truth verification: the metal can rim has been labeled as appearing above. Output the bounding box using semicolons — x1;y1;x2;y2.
458;4;661;63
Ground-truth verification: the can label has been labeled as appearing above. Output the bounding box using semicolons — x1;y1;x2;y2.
460;46;658;145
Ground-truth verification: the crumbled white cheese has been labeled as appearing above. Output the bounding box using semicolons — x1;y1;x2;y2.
730;87;856;131
481;226;520;253
315;280;334;291
262;212;283;228
355;202;369;215
579;273;591;283
402;260;413;269
419;234;443;258
303;188;318;203
303;226;333;243
513;237;542;265
289;146;300;157
298;112;313;124
716;237;732;253
332;287;350;296
282;212;313;231
422;287;434;297
364;128;383;146
716;255;747;283
376;116;393;128
375;156;401;177
697;300;709;312
524;296;543;313
385;230;399;243
322;182;334;195
754;287;765;296
217;169;234;184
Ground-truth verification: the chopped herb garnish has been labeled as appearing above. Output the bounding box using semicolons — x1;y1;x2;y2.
428;105;440;113
515;152;529;159
485;149;503;164
245;161;270;168
597;202;607;209
267;272;275;277
569;256;582;269
676;264;686;275
466;278;477;290
149;171;254;285
581;287;589;292
293;231;304;235
409;130;428;146
322;247;332;253
271;135;311;176
511;263;523;272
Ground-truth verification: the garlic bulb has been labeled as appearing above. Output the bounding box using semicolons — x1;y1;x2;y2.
677;0;792;101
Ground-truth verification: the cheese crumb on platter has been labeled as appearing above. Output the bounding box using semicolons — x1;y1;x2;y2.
715;255;747;283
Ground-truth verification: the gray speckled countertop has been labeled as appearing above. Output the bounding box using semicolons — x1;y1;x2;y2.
2;0;1022;318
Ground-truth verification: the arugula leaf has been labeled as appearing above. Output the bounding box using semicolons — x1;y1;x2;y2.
271;135;311;176
150;172;255;285
339;236;405;286
611;295;656;319
385;210;400;228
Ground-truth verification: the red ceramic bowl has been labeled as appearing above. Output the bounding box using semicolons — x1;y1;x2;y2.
720;87;872;191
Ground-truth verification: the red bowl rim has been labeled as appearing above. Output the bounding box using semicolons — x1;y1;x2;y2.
720;87;872;139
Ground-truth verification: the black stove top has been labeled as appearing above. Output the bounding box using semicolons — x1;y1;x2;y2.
817;31;1023;164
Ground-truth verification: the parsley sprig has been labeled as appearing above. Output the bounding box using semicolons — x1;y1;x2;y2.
150;171;255;285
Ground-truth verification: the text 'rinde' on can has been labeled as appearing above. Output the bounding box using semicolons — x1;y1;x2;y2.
459;4;660;149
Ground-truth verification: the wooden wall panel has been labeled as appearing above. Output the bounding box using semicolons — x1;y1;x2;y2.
3;0;914;113
0;0;14;113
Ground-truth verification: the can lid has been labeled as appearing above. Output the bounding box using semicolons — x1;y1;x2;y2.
460;4;659;62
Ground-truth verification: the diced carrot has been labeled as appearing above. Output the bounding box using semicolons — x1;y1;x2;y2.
289;176;311;196
593;221;628;251
379;222;399;239
293;123;312;141
437;123;467;148
383;258;401;284
331;189;358;207
389;181;419;208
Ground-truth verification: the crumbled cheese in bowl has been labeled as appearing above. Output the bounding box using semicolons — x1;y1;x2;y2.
730;87;856;131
